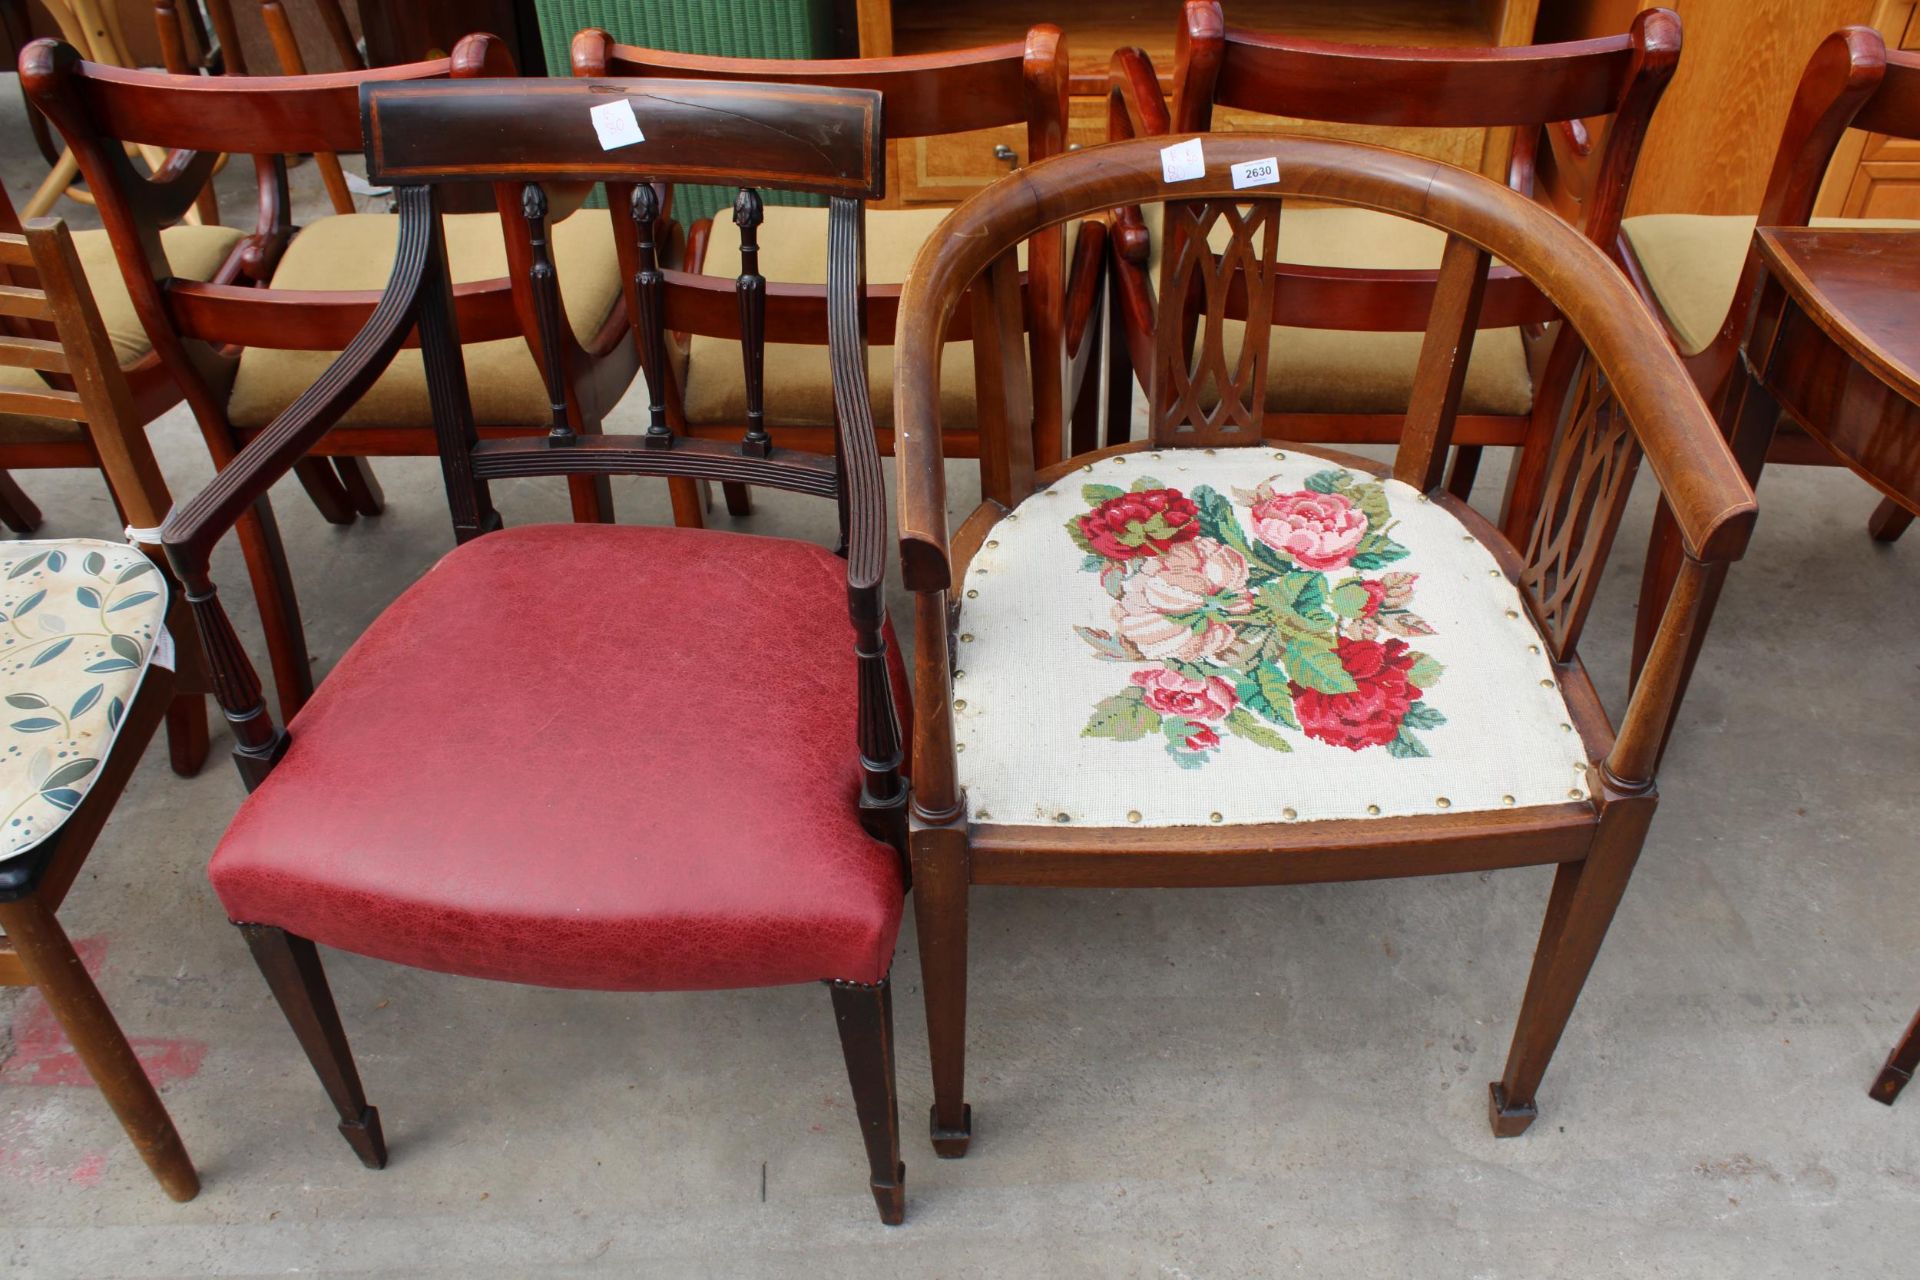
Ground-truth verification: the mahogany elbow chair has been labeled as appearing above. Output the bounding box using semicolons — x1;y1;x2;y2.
19;31;637;723
0;209;212;1202
1628;28;1920;684
569;25;1105;526
159;77;911;1223
893;133;1755;1160
1106;1;1679;541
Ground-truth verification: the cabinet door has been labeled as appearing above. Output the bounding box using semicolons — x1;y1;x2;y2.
1822;1;1920;217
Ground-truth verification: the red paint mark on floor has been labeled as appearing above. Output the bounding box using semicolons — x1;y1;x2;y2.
68;1152;108;1187
0;936;206;1089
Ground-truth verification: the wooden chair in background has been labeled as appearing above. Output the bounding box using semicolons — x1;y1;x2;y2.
892;133;1754;1160
21;32;638;722
157;77;910;1222
1107;0;1679;541
0;209;211;1203
1628;28;1920;683
571;24;1105;526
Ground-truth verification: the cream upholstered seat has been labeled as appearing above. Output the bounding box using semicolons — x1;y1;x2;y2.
1622;213;1920;357
952;448;1588;828
0;539;170;859
0;223;241;444
1145;205;1535;416
226;209;623;430
685;205;1015;431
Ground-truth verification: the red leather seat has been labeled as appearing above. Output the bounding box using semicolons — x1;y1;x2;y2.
209;524;906;991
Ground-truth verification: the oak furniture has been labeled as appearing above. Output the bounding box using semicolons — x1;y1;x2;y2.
892;132;1755;1160
853;0;1545;205
0;208;211;1203
1629;31;1920;684
570;24;1104;523
1541;0;1920;220
1106;1;1678;543
159;75;910;1223
21;32;638;721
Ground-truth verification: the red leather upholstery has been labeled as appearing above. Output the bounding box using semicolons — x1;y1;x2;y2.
209;524;906;990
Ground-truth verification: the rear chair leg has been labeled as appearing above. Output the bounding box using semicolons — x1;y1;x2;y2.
1871;1007;1920;1105
0;895;198;1201
1868;497;1913;543
0;468;43;533
721;481;753;517
829;977;905;1224
1445;445;1483;502
332;458;385;517
239;924;387;1168
293;458;359;525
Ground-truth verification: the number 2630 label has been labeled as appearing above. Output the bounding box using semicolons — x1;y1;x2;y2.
1231;157;1279;190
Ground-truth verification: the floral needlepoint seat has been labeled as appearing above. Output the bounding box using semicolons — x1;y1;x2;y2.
953;450;1588;828
0;539;169;860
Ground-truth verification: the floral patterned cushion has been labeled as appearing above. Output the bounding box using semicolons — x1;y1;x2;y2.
953;450;1590;828
0;540;169;861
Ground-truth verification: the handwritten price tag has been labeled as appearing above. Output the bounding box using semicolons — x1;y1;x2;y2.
590;98;646;151
1231;157;1279;190
1159;137;1205;183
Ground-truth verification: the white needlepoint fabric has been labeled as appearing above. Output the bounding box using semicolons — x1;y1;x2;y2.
952;449;1591;828
0;540;169;860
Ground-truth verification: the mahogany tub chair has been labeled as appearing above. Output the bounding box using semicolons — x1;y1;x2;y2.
159;77;911;1222
1;210;212;1202
20;32;637;721
893;134;1755;1159
570;25;1105;526
1628;28;1920;683
1107;1;1678;538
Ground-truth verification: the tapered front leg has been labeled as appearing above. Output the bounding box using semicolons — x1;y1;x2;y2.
1491;789;1655;1136
239;925;386;1168
1871;1007;1920;1105
912;822;973;1157
830;978;905;1224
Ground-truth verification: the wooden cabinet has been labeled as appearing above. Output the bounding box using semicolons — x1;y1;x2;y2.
854;0;1542;206
1818;1;1920;215
1541;0;1920;218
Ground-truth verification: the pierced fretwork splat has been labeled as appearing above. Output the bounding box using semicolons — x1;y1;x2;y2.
1148;199;1280;448
629;183;672;450
519;182;572;445
1520;358;1642;659
734;187;771;459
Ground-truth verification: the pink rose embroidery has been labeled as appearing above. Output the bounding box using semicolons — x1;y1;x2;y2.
1111;537;1251;661
1250;490;1368;571
1130;667;1238;721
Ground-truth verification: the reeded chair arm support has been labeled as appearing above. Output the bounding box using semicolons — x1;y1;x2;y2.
896;136;1756;807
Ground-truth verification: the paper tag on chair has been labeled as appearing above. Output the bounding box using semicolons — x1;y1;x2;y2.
1159;137;1205;183
152;627;175;673
1230;156;1279;190
590;98;646;151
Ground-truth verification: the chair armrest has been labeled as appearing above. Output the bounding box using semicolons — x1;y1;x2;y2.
1108;47;1170;142
162;186;436;575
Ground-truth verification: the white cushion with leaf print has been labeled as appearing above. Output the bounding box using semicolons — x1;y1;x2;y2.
0;540;168;861
953;449;1591;829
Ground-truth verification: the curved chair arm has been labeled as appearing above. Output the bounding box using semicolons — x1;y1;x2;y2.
1107;47;1170;272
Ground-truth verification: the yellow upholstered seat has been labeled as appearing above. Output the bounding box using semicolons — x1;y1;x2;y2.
683;205;1005;432
1146;205;1535;417
226;209;623;430
0;223;241;444
1623;213;1920;357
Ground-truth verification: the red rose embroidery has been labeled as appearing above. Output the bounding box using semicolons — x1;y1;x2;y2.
1291;637;1421;751
1079;488;1201;560
1249;490;1367;571
1357;580;1389;617
1131;667;1237;721
1181;724;1221;753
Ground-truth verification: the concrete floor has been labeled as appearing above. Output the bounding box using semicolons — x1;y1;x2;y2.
2;86;1918;1280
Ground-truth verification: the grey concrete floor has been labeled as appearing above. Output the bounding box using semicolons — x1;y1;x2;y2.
1;84;1918;1279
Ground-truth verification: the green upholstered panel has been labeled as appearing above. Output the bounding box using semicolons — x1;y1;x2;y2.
532;0;835;222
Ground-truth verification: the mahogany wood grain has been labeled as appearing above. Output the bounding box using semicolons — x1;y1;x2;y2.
892;131;1753;1160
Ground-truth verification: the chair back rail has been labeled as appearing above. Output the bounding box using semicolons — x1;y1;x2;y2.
570;25;1082;469
892;135;1754;818
160;79;906;838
